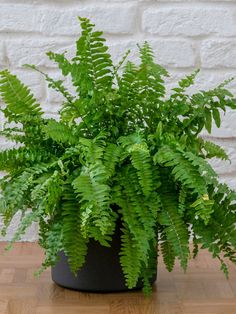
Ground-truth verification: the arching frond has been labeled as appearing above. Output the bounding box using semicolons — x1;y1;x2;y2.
0;70;42;122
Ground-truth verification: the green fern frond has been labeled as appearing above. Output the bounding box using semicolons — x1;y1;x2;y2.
115;166;158;270
136;42;168;129
47;51;72;76
0;163;50;228
160;232;175;272
141;238;157;295
73;17;113;96
159;178;190;270
103;143;122;178
0;163;55;223
202;140;229;160
0;171;34;220
0;147;52;172
118;133;143;148
120;224;142;289
183;151;218;182
119;61;138;95
0;70;42;122
187;83;236;135
129;143;153;197
139;42;168;81
154;145;207;195
72;164;110;207
178;186;187;215
36;221;63;276
118;61;144;130
72;163;115;238
160;211;189;271
119;134;153;196
191;196;214;225
138;41;155;64
173;70;200;93
79;137;105;164
139;42;168;77
43;119;79;145
62;187;88;274
31;170;64;215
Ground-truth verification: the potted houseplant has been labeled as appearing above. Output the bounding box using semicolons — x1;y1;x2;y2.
0;17;236;294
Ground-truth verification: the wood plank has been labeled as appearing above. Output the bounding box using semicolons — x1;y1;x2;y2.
110;299;155;314
0;299;9;314
0;242;234;313
36;305;110;314
7;298;37;314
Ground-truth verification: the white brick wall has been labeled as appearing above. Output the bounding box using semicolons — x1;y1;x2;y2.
0;0;236;240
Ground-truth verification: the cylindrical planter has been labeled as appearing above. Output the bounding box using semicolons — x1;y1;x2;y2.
51;223;157;292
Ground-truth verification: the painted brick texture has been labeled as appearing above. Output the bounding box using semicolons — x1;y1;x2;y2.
0;0;236;239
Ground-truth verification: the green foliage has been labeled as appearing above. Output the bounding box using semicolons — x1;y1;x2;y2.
158;176;190;270
0;70;42;122
61;187;88;274
120;224;142;288
201;139;229;160
0;17;236;295
160;232;175;272
36;220;63;276
43;120;79;145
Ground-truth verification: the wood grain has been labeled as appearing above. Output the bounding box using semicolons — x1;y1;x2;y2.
0;242;235;314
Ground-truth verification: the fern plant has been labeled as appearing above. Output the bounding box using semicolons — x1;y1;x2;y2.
0;17;236;294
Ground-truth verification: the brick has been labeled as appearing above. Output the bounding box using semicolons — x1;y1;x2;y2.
208;0;236;1
0;0;77;2
41;101;62;116
5;39;75;68
201;40;236;69
101;0;140;1
0;42;5;68
0;4;137;35
219;176;236;191
158;0;235;3
109;39;195;68
0;4;42;33
40;5;137;35
143;7;236;37
151;40;195;68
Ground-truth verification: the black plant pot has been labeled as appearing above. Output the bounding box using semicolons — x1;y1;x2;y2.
51;223;157;292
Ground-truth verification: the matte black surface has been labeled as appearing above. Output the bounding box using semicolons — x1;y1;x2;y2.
51;224;157;292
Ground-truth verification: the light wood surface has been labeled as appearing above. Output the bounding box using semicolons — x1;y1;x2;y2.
0;243;235;313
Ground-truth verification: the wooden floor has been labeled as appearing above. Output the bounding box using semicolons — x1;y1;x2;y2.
0;243;236;314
